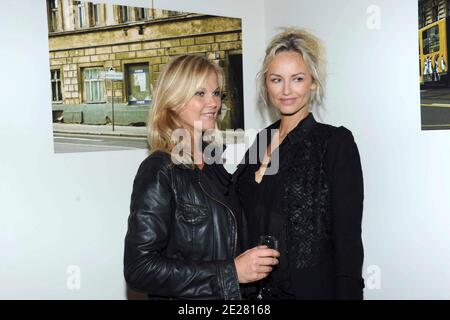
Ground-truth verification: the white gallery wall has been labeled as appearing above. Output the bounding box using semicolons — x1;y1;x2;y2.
0;0;266;299
264;0;450;299
0;0;449;300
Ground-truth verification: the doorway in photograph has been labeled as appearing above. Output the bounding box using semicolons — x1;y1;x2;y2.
228;53;244;130
126;64;151;105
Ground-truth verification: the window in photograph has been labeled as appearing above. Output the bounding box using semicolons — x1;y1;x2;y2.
51;69;63;102
136;8;148;21
83;68;105;103
126;64;151;105
48;0;60;32
89;3;102;26
422;25;440;55
74;1;87;28
419;2;425;29
432;0;439;22
167;10;183;17
118;5;130;23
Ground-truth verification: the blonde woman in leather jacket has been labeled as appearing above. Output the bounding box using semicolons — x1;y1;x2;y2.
124;55;280;300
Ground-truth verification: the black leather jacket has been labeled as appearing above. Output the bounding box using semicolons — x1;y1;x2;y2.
124;151;241;300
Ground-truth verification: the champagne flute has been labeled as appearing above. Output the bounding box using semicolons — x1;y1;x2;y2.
256;235;279;300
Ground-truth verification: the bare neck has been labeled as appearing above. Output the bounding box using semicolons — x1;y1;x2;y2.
278;109;309;140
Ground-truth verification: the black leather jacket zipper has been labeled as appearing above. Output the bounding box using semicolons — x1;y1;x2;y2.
198;174;238;257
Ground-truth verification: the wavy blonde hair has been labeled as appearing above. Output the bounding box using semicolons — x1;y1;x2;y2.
257;27;326;111
148;54;224;165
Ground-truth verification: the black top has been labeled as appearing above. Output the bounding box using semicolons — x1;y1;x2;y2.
235;113;364;300
201;161;244;254
238;128;295;298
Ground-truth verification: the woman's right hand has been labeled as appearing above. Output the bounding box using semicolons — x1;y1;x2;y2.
234;246;280;284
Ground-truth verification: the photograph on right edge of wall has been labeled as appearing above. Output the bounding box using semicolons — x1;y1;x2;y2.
419;0;450;130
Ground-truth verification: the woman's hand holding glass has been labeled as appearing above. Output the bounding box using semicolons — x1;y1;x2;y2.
234;243;280;284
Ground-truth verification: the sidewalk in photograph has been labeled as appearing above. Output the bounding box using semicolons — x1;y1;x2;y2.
53;123;147;137
53;123;247;142
52;123;248;155
420;88;450;130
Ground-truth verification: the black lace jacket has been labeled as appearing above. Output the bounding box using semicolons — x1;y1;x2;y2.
234;114;364;299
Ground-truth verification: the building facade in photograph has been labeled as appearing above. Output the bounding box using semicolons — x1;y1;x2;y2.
47;0;244;129
418;0;448;28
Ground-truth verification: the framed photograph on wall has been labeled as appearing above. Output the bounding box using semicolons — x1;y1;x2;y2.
419;0;450;130
46;0;244;153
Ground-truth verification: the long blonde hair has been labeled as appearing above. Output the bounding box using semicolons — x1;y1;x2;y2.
148;54;224;165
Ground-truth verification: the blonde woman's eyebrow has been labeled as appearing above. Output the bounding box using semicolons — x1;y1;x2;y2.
268;72;305;77
197;87;220;92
